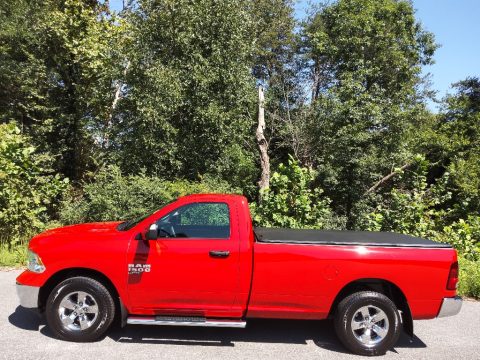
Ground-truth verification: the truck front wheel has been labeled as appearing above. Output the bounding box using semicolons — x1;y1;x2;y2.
334;291;401;356
45;276;115;342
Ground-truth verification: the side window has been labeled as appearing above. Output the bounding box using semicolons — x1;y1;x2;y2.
156;202;230;239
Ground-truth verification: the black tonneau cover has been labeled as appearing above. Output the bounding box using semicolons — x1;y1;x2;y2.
254;228;452;248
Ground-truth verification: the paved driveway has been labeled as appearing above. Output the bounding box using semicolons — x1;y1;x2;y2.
1;269;479;359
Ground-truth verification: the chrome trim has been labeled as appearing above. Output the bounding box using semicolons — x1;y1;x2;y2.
16;283;40;309
127;316;246;328
437;296;462;318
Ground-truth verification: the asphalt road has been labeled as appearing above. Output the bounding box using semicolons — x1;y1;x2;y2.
1;269;479;360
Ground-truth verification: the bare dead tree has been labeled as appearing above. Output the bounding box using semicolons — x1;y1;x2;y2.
104;60;130;148
256;86;270;197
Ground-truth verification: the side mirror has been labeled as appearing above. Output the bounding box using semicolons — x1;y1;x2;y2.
145;223;158;240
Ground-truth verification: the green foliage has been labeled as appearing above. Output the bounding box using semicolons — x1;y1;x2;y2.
442;217;480;262
59;165;237;224
458;256;480;299
0;243;27;267
250;0;297;82
115;0;257;187
304;0;437;227
251;156;344;229
0;0;121;181
433;78;480;219
363;160;479;261
0;123;68;246
38;0;122;180
0;0;49;125
362;158;442;237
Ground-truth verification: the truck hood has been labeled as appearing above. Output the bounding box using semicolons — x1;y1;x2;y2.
43;222;122;236
30;221;123;245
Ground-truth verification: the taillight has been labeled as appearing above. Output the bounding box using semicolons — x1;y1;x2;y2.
447;261;459;290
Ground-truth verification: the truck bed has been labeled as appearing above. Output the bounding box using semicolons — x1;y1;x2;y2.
254;227;452;248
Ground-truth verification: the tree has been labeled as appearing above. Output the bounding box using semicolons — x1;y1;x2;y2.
433;77;480;219
256;86;270;194
250;0;297;85
114;0;257;194
303;0;437;227
0;123;67;245
0;0;121;182
249;0;309;165
0;1;47;128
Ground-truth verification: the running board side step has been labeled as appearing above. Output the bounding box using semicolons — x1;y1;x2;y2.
127;316;246;328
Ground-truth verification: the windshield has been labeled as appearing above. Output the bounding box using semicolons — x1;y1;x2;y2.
117;213;152;231
116;199;178;231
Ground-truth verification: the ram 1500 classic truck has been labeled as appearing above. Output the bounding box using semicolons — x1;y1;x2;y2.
16;194;462;356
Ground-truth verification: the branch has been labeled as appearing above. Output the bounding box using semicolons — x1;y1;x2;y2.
365;163;412;195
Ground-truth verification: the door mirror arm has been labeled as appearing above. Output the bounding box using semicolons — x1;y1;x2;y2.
145;223;159;240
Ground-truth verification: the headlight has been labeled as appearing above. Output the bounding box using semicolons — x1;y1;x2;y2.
27;250;45;273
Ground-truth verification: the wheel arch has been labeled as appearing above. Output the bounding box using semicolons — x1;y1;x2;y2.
38;267;127;327
328;278;413;337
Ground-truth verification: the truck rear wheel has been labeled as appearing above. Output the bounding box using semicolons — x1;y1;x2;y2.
334;291;401;356
45;276;115;342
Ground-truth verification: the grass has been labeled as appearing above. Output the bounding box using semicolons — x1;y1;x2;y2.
0;244;27;267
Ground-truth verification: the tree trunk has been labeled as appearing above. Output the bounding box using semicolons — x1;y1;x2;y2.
256;86;270;197
105;60;130;148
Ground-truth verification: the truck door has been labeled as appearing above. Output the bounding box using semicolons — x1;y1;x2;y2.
126;201;240;317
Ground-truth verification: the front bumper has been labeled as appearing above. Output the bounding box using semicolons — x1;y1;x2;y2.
437;296;462;318
16;283;40;309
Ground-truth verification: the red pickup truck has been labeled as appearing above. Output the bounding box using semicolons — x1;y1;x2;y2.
16;194;461;356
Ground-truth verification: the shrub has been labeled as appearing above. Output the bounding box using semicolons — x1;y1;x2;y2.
0;123;68;247
363;163;480;260
361;158;447;239
0;243;27;267
251;156;344;229
59;165;237;224
458;256;480;299
441;216;480;261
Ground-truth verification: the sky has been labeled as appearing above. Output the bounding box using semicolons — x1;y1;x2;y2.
413;0;480;109
110;0;480;111
295;0;480;111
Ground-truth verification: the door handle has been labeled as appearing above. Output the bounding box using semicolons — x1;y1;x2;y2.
209;250;230;258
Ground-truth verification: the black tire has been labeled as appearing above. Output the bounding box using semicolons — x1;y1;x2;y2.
334;291;401;356
45;276;115;342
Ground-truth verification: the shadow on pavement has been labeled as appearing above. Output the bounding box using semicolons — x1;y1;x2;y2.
8;306;45;331
9;307;427;354
108;318;427;353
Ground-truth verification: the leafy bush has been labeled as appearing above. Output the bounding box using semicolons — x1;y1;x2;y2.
251;156;344;229
458;256;480;298
363;162;480;261
441;217;480;261
0;243;27;267
59;165;237;224
0;123;68;247
361;159;447;239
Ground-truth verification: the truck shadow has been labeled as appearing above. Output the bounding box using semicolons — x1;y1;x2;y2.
9;306;426;354
8;306;44;331
108;318;427;354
